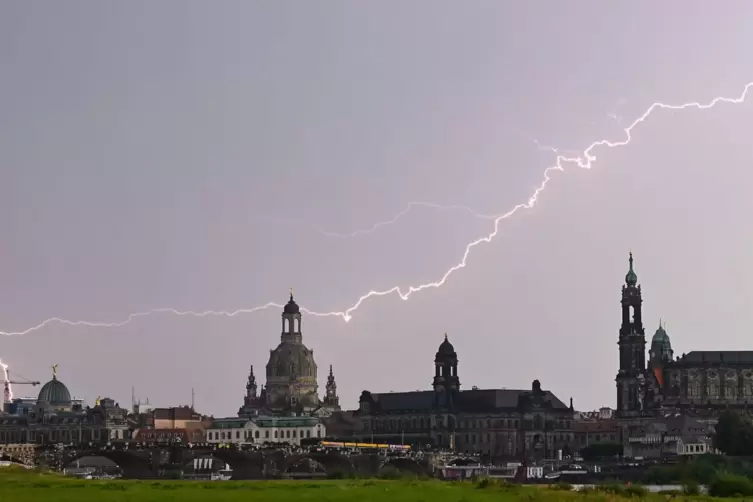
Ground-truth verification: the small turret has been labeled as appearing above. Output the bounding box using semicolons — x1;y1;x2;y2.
324;365;340;409
246;365;257;399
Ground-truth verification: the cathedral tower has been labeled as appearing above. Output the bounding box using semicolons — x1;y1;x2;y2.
616;252;647;416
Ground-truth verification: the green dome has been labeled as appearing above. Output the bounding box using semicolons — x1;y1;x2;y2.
650;320;673;363
652;324;669;343
625;252;638;286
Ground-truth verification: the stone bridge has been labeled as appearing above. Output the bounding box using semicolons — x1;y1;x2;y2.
31;444;433;479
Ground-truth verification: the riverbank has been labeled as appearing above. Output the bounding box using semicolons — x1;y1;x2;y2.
0;467;725;501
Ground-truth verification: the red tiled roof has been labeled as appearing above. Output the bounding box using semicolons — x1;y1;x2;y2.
573;419;618;433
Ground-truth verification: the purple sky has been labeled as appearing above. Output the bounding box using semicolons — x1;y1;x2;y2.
2;1;753;416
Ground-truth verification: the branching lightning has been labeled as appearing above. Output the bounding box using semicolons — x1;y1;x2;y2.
315;201;498;238
1;81;751;336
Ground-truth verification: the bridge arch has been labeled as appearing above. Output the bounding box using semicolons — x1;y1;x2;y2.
282;452;354;476
61;450;156;479
379;456;428;476
181;449;264;480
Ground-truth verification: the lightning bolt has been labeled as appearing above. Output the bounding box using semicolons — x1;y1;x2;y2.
315;201;498;238
1;81;751;335
1;359;11;402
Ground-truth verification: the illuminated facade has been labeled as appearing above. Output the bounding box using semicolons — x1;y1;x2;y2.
206;416;325;446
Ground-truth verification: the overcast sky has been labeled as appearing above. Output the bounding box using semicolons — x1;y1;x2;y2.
2;1;753;415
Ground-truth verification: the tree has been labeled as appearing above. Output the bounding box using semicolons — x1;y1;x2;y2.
580;442;623;461
714;410;753;456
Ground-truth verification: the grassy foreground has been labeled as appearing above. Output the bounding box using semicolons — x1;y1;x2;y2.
0;467;720;501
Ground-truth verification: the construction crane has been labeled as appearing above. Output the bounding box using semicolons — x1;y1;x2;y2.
3;369;41;405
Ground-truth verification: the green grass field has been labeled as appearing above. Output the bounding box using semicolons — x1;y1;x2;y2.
0;467;721;501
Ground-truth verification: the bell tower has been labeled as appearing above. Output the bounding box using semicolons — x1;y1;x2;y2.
615;252;647;416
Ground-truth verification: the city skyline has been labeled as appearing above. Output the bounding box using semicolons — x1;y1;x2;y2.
3;2;753;415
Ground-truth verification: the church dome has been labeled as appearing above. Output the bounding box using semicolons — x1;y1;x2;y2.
37;374;71;404
266;339;318;380
283;293;300;314
436;334;456;357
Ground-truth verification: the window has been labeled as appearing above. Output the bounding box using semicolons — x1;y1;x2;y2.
265;430;270;439
306;430;311;437
236;430;240;439
274;430;278;439
292;430;297;438
316;429;321;438
255;430;260;439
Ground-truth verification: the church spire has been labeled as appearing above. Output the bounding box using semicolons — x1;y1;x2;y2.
246;365;257;398
617;252;647;418
324;364;339;408
625;251;638;286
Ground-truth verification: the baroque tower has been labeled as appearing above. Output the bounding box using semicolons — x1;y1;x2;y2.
264;292;319;413
616;252;647;416
433;334;460;408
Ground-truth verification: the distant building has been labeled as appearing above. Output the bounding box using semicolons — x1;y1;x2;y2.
238;293;341;418
615;253;753;419
128;405;211;444
205;415;326;446
152;406;204;429
356;335;574;461
0;366;129;445
572;416;618;451
623;414;716;459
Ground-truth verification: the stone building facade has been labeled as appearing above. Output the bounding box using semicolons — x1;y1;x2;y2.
356;335;574;461
238;293;341;418
615;253;753;419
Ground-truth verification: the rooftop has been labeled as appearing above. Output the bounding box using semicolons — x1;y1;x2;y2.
362;387;569;413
